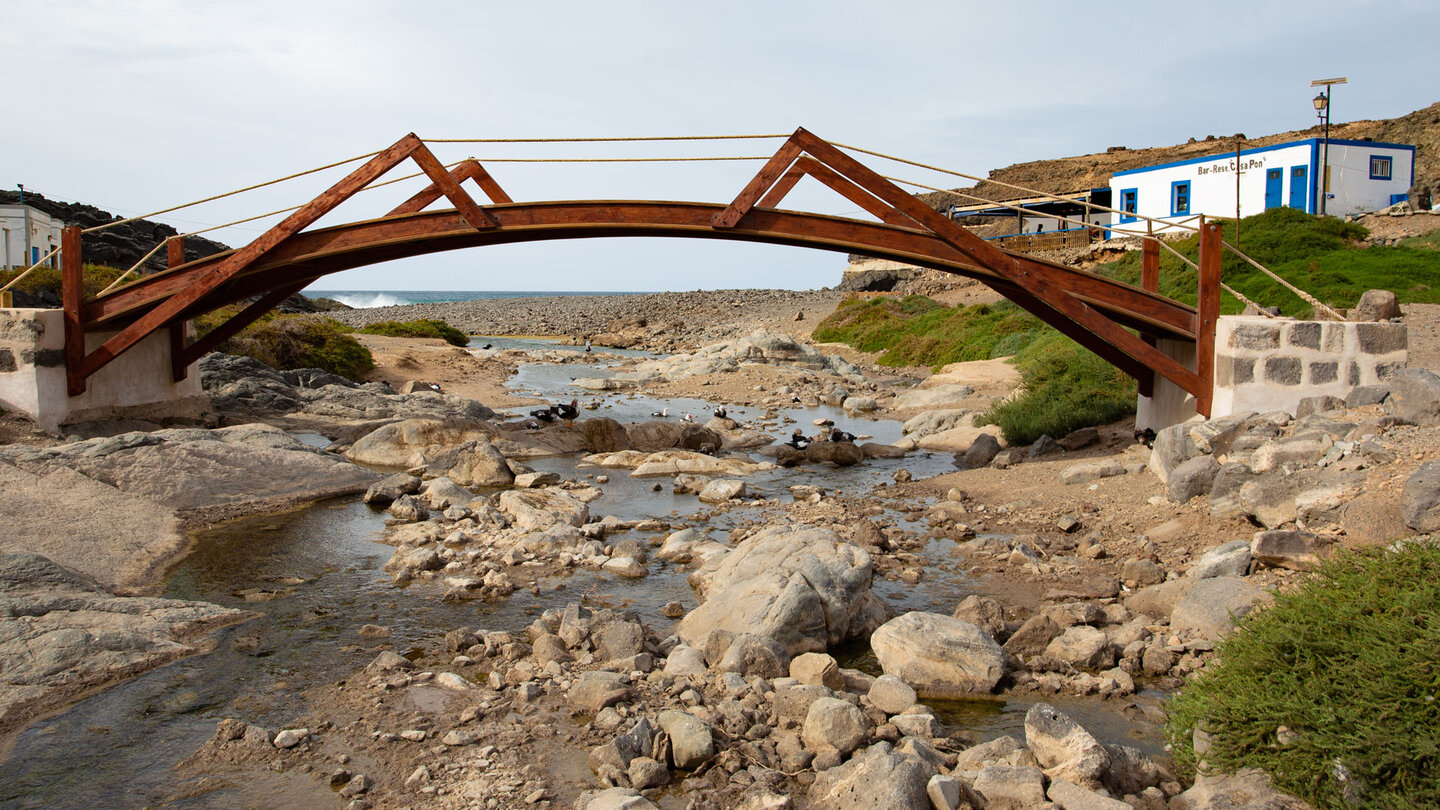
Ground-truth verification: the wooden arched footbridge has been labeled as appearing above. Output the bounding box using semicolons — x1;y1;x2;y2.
61;128;1220;413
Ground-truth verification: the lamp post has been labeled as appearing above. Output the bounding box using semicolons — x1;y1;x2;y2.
1310;77;1347;217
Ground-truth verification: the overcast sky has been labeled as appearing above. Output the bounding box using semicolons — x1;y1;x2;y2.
7;0;1437;293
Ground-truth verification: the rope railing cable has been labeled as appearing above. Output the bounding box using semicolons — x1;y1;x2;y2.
423;134;788;143
82;148;385;234
884;174;1275;316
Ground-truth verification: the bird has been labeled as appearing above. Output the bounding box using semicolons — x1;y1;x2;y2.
529;407;555;423
829;428;856;443
713;406;728;419
682;412;694;422
650;407;669;418
785;429;810;449
481;343;493;350
791;395;801;404
554;399;579;421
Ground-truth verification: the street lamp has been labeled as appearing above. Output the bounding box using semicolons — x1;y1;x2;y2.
1310;77;1347;216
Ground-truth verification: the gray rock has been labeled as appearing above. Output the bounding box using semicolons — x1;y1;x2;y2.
657;709;715;770
427;438;514;487
806;440;865;466
1170;767;1311;810
1350;289;1401;321
498;488;589;531
1120;557;1167;588
1170;577;1272;639
1058;427;1100;451
842;396;878;413
1238;475;1303;529
387;494;429;522
802;697;869;756
363;472;422;505
952;594;1008;642
1190;539;1252;579
676;525;884;657
1125;578;1199;622
1148;422;1199;484
870;612;1006;696
714;633;791;678
1208;462;1255;519
345;418;498;468
568;670;631;714
627;756;669;790
1384;368;1440;426
806;742;934;810
1345;384;1391;409
953;735;1027;772
890;710;944;740
1025;703;1110;788
1250;529;1332;572
790;652;844;690
1403;461;1440;532
697;479;747;504
1042;625;1114;671
1295;395;1345;419
1060;459;1125;486
1002;614;1063;657
581;417;634;453
513;470;560;488
971;765;1047;810
1028;435;1063;458
955;433;1002;470
867;674;918;715
1168;456;1221;502
573;787;658;810
1047;777;1132;809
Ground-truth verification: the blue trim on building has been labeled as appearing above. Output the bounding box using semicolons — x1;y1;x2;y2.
1119;188;1138;223
1391;193;1410;205
1111;137;1416;178
1369;154;1393;180
1170;180;1191;216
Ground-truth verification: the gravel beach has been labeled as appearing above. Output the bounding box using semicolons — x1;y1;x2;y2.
325;288;844;348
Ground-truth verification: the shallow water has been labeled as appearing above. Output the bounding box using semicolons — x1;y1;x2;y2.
0;350;1166;807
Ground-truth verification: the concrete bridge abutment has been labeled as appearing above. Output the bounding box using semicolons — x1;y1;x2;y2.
0;308;206;432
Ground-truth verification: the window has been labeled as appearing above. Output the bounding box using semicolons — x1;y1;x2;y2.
1170;181;1191;216
1120;188;1138;223
1370;155;1393;180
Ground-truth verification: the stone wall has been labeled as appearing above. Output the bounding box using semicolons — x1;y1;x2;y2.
1211;315;1407;417
0;308;206;431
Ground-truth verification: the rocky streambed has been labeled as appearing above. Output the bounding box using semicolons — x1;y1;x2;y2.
3;322;1439;809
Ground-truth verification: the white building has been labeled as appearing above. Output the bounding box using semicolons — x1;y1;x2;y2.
1107;138;1415;235
1;204;65;270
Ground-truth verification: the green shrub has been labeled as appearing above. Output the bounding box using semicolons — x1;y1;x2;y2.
1165;540;1440;808
357;318;470;347
0;263;129;299
222;315;374;380
976;333;1136;445
813;295;1048;371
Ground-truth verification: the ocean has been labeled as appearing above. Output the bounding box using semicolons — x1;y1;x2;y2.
305;290;648;308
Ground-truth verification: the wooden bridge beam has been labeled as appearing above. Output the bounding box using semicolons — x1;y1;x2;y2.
1195;222;1222;416
61;225;86;395
390;159;513;215
68;132;428;394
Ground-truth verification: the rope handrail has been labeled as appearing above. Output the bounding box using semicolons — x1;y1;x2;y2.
423;134;788;143
82;148;384;234
456;155;769;163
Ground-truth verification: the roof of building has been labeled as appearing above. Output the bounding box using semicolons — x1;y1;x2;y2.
1111;137;1416;179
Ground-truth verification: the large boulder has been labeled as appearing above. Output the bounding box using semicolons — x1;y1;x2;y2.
425;437;513;487
1403;461;1440;533
345;418;497;467
802;697;869;756
1250;529;1333;571
1170;577;1272;639
893;384;976;410
676;525;885;656
625;421;722;453
1025;703;1111;788
806;742;934;810
869;612;1006;696
657;710;715;770
805;441;865;466
1384;369;1440;426
582;417;634;453
498;488;590;531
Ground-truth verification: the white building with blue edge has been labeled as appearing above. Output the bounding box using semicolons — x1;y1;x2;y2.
1107;138;1414;234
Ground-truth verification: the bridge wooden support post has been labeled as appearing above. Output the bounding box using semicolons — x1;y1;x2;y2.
1195;222;1222;417
61;225;87;396
167;236;191;382
1136;237;1161;397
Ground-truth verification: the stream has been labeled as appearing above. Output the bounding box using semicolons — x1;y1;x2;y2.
0;338;1167;809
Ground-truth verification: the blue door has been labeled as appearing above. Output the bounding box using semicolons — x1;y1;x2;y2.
1289;165;1308;211
1264;168;1283;210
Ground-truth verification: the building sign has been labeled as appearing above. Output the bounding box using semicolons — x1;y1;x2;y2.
1196;157;1266;177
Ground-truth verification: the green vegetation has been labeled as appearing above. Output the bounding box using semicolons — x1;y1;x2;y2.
812;296;1048;370
357;318;470;347
812;294;1135;443
0;263;129;299
1097;207;1440;316
975;332;1137;445
220;315;374;380
1165;541;1440;808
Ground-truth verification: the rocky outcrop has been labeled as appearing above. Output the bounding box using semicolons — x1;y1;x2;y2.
0;553;253;739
